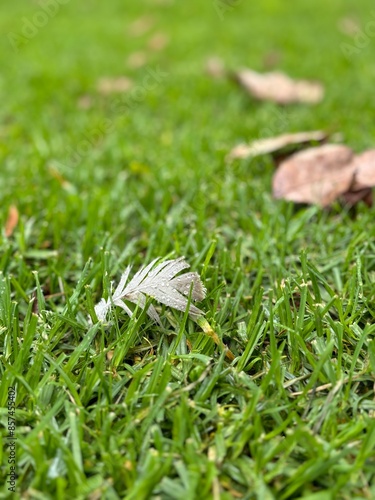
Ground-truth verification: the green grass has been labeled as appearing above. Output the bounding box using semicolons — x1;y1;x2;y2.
1;0;375;498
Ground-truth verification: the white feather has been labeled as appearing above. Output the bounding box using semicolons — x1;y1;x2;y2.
94;256;206;323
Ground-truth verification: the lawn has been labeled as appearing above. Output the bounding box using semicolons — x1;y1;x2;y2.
1;0;375;498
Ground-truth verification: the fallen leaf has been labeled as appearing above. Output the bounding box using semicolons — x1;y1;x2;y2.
341;188;373;207
127;51;148;68
97;76;133;95
350;149;375;190
233;69;324;104
272;144;355;206
128;16;154;37
227;130;328;161
77;95;92;109
148;33;169;51
206;57;226;79
340;149;375;207
338;16;361;36
5;205;19;237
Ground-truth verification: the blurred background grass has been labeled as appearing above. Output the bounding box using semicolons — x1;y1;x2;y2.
1;0;375;271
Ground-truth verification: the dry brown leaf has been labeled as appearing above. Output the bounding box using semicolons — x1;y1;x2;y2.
340;149;375;207
206;57;226;79
227;130;328;161
127;51;148;68
128;16;154;37
5;205;19;237
97;77;133;95
341;188;373;207
272;144;355;206
350;149;375;190
148;33;169;51
77;95;92;110
233;69;324;104
338;16;361;36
